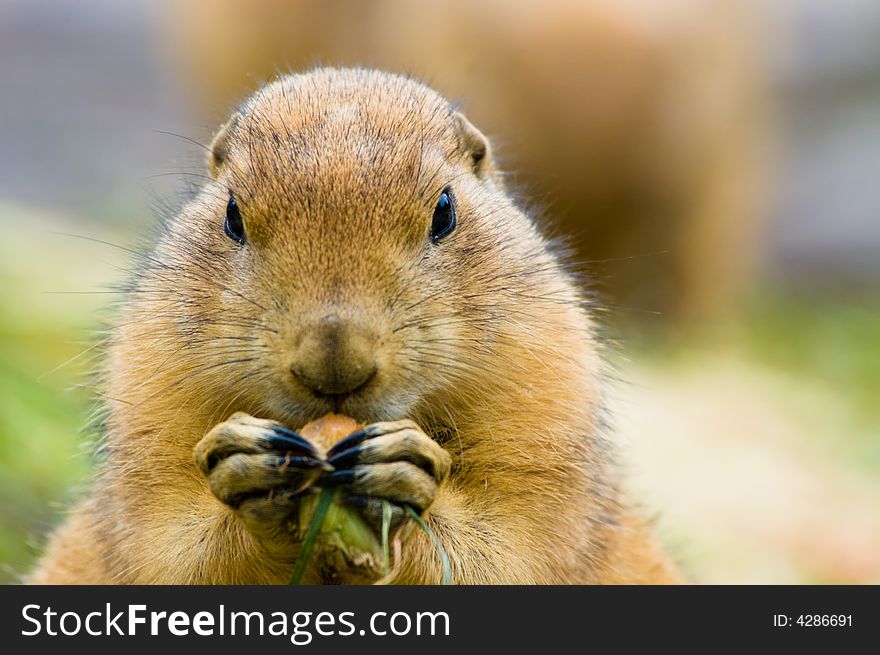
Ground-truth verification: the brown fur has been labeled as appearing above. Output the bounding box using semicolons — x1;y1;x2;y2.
29;69;678;584
167;0;771;323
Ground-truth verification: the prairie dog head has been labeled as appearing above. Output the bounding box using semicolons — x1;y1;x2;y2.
135;68;591;430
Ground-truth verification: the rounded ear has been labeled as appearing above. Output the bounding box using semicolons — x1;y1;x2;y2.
207;113;240;178
454;111;497;182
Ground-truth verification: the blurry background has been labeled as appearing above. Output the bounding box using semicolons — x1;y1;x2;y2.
1;0;878;583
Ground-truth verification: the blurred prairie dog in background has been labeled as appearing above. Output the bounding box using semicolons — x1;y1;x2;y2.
166;0;772;325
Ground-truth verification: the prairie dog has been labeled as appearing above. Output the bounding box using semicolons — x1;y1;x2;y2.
30;68;678;584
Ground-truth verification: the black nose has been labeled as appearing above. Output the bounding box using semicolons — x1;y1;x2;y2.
290;314;378;397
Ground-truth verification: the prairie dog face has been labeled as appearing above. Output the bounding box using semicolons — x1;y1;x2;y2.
147;69;573;429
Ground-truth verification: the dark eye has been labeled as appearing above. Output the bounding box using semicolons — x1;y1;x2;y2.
430;188;456;243
225;195;245;244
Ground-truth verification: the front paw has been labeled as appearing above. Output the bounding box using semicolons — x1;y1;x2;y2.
194;412;329;552
323;420;452;534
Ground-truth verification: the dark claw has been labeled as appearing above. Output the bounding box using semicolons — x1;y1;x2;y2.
322;469;358;486
271;454;330;471
265;426;321;456
327;445;362;469
325;425;382;458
